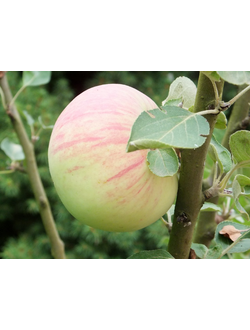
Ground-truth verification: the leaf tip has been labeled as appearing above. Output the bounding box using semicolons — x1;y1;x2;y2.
126;141;137;153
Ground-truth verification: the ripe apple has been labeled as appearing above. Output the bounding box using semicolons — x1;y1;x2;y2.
48;84;178;232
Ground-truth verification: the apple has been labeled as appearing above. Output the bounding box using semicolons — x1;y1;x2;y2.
48;84;178;232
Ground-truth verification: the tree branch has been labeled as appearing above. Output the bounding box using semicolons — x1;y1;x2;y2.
0;73;65;259
167;73;224;258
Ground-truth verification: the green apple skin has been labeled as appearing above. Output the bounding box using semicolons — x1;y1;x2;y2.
48;84;178;232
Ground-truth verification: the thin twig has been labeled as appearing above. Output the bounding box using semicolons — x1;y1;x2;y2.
228;85;250;106
0;73;65;259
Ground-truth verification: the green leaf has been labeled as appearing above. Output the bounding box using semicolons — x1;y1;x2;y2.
234;174;250;196
0;138;25;161
200;202;222;212
202;71;221;82
191;243;208;259
191;242;223;259
22;110;35;126
205;245;223;259
232;178;242;200
235;199;249;221
162;76;197;110
232;176;250;220
147;148;179;177
215;112;227;129
127;249;174;259
214;221;250;254
22;71;51;87
209;134;233;174
229;130;250;165
217;71;250;85
126;107;210;152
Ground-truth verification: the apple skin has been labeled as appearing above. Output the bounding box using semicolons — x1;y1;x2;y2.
48;84;178;232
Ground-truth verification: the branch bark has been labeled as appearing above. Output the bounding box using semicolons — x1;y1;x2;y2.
167;73;224;258
0;73;65;259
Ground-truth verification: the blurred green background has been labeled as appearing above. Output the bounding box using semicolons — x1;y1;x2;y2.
0;71;238;258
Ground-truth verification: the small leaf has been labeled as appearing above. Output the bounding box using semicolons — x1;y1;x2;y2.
127;249;174;259
214;221;250;253
217;71;250;85
22;110;35;126
200;202;222;212
219;225;243;241
0;138;25;161
232;178;242;200
147;148;179;177
232;177;249;221
205;245;223;259
127;106;210;152
215;112;227;129
209;134;233;174
235;174;250;187
235;199;250;221
162;76;197;109
191;243;208;259
22;71;51;87
229;130;250;165
234;174;250;196
191;242;223;259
